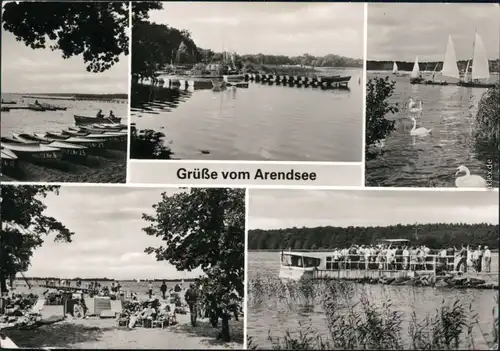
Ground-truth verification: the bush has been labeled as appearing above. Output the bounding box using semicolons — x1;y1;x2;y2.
365;77;399;159
129;123;173;159
475;83;499;152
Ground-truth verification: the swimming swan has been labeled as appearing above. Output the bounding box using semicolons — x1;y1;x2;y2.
455;165;487;188
410;117;432;136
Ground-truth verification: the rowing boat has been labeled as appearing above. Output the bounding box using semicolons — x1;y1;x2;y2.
39;133;106;149
74;115;121;124
1;138;62;160
69;126;127;134
12;133;87;157
27;104;46;111
1;147;18;168
62;130;127;142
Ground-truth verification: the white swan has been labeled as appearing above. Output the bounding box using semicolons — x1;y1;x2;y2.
409;99;423;114
455;165;487;188
410;117;432;136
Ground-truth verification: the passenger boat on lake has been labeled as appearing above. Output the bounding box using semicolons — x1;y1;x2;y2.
279;239;464;281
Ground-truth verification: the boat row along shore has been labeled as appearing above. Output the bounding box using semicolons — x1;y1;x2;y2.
1;115;127;173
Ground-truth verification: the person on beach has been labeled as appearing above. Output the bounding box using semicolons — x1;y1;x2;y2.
160;281;167;300
483;246;491;272
148;282;153;299
477;246;484;273
456;245;468;273
96;109;104;118
109;110;115;118
185;284;198;327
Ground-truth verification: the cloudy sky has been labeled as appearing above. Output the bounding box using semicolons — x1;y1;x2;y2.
1;4;128;94
23;187;205;280
147;2;364;58
367;3;500;61
249;189;499;230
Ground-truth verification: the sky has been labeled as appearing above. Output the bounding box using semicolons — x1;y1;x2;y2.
1;3;128;94
249;189;499;230
147;2;364;58
21;187;205;280
367;3;500;61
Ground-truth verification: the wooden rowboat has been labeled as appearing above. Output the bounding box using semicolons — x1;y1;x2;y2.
1;137;62;161
74;115;121;124
35;133;106;149
12;133;87;157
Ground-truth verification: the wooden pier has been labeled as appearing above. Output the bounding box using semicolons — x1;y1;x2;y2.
40;285;98;294
244;73;351;89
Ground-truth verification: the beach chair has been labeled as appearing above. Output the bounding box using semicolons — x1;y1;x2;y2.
30;298;45;314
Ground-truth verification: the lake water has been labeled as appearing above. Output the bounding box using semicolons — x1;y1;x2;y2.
247;251;498;350
1;93;128;137
130;68;363;162
365;72;499;188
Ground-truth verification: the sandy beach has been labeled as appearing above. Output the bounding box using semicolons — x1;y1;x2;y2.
1;149;126;183
3;305;243;349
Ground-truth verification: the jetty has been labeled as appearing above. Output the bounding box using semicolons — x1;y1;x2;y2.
39;285;98;294
244;73;351;89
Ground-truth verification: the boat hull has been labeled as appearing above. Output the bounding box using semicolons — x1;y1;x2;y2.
458;81;496;88
279;265;315;281
27;104;46;111
12;133;87;157
1;142;62;161
74;115;121;124
40;133;106;149
410;77;424;84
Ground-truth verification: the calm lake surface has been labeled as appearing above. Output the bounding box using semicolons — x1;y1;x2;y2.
1;93;128;137
247;251;498;350
131;68;363;161
365;72;499;188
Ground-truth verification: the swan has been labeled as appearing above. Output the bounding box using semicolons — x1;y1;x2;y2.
410;117;432;136
409;99;423;114
455;165;487;188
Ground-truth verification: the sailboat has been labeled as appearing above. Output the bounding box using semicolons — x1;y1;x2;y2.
409;56;424;84
222;51;246;86
425;35;460;86
392;61;399;75
458;31;495;88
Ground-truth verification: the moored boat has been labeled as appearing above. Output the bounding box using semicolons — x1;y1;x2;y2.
62;130;127;143
1;137;62;160
92;123;127;130
1;147;18;168
74;115;122;124
409;56;424;84
1;106;10;112
12;133;87;157
1;100;17;104
35;133;106;149
39;102;67;111
71;126;128;134
27;104;46;111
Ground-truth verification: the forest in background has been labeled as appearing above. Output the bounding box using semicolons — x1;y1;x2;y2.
367;59;500;72
248;223;499;250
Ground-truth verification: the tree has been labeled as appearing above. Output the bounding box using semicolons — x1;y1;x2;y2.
142;188;245;341
2;1;130;73
365;77;399;159
0;185;73;294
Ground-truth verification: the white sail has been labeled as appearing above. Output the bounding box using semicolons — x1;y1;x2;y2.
410;56;420;78
392;61;399;74
471;32;490;80
441;35;460;79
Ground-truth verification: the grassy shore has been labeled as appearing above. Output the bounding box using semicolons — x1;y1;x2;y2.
4;312;243;349
1;150;126;183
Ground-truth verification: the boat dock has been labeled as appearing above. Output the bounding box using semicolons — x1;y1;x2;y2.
244;73;351;89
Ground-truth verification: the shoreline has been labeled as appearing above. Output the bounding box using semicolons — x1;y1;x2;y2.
1;150;126;183
3;312;243;349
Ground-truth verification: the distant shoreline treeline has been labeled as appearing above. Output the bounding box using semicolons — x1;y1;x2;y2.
15;277;197;282
367;59;500;72
248;223;499;250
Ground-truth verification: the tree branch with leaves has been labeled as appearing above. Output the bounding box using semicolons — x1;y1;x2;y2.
142;188;245;341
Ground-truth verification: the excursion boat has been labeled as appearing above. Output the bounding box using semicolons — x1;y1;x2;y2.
458;31;496;88
12;133;87;157
27;104;46;111
279;239;460;281
1;137;62;161
35;133;106;149
1;147;18;168
74;115;122;125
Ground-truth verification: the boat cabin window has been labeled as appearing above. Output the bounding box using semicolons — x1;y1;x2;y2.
281;254;320;268
326;256;333;270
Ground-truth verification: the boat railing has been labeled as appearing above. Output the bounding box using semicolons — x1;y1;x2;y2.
322;253;459;274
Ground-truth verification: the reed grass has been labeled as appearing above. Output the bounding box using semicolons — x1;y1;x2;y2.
475;83;499;151
248;277;498;350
